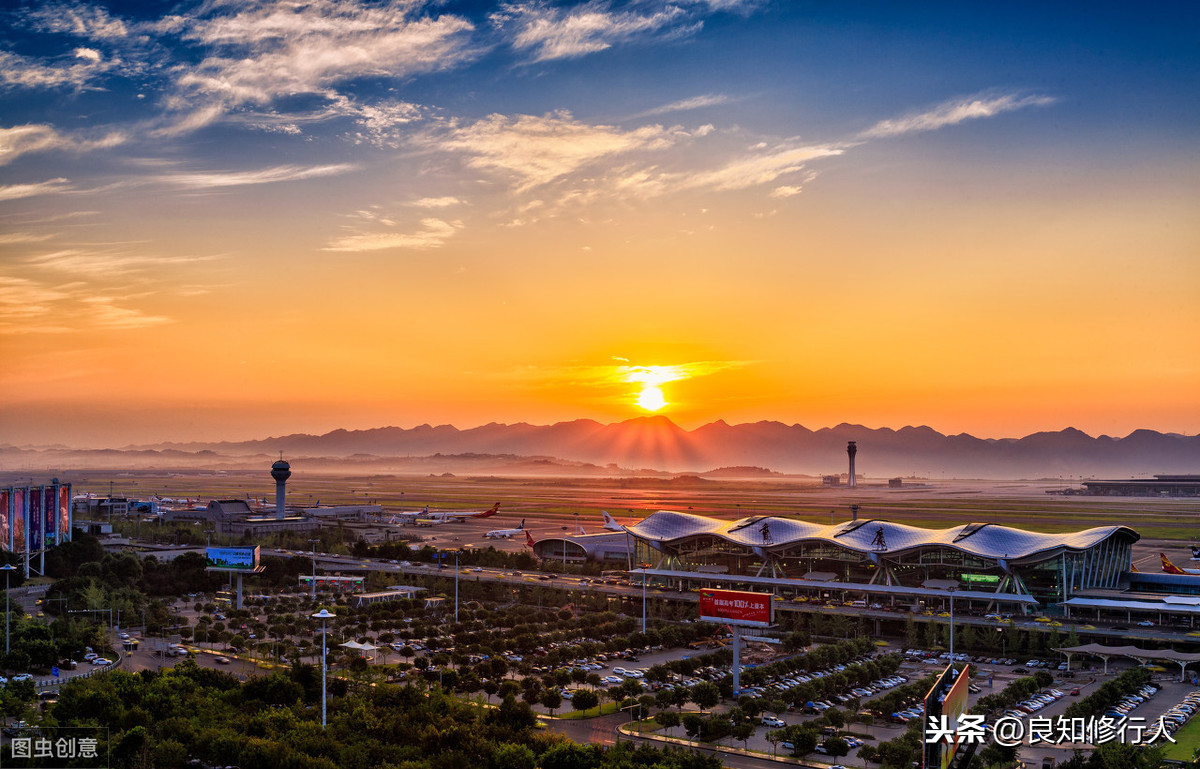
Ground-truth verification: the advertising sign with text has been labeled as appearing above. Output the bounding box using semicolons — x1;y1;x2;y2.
698;589;773;627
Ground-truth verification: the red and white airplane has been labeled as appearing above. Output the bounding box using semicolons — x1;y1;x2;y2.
396;502;500;526
1160;553;1200;576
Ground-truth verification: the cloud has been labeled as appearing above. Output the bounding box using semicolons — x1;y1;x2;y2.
0;275;169;334
24;249;216;277
635;93;730;118
413;197;464;208
0;178;74;201
494;1;695;62
0;50;119;91
0;124;127;167
159;164;355;189
0;233;56;245
164;0;477;132
27;3;131;39
324;217;461;252
770;185;802;198
435;110;678;190
860;92;1056;139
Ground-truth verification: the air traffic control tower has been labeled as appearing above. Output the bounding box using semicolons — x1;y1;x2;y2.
847;441;857;488
271;458;291;519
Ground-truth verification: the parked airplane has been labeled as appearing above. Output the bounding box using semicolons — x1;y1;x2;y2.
398;503;500;526
484;519;525;539
1160;553;1200;575
601;511;626;531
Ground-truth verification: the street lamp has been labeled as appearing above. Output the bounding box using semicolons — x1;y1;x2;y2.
309;539;320;600
454;550;462;623
1;564;15;655
639;563;650;634
312;608;335;729
947;586;958;671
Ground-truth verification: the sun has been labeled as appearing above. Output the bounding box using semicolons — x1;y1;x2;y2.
637;385;667;412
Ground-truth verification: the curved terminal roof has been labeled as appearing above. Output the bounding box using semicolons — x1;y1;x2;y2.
625;510;1137;562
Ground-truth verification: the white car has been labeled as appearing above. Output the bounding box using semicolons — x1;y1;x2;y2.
10;673;33;682
91;658;112;666
762;716;785;727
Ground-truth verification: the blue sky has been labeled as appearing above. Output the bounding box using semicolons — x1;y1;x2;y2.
1;0;1197;446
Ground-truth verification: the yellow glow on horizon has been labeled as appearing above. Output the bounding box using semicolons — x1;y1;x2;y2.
636;385;667;412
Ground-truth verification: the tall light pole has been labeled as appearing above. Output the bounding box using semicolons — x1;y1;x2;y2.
948;587;958;671
1;564;15;655
453;550;460;623
640;563;649;634
309;539;320;600
312;608;334;729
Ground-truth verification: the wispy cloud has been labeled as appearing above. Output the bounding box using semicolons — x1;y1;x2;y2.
635;93;730;118
860;91;1056;139
160;164;355;189
0;179;74;201
434;110;678;190
0;275;170;334
0;125;126;167
0;232;56;245
324;217;461;252
493;1;696;62
24;248;215;277
164;0;477;133
413;196;464;208
27;3;131;39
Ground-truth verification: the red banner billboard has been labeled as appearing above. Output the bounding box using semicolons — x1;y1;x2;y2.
698;588;773;627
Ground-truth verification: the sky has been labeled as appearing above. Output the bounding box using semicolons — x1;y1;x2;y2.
1;0;1197;448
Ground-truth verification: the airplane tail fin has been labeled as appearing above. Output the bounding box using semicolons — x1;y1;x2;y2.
602;511;621;530
1130;562;1139;573
524;531;535;548
519;519;525;529
1161;553;1186;574
1192;546;1200;560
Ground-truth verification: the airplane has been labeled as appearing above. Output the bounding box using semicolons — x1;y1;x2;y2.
484;519;525;539
601;511;626;531
1159;553;1200;576
400;503;500;526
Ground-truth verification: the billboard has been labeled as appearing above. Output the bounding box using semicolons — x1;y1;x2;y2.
206;546;261;571
923;664;972;769
13;488;25;552
58;485;71;544
43;486;56;545
698;588;773;627
29;488;43;549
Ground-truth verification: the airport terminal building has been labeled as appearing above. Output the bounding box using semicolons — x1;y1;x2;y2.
624;511;1139;613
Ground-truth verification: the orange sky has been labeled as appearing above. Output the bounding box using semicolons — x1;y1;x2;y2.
1;2;1197;447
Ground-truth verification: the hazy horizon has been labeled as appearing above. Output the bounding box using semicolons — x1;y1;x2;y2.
3;2;1197;448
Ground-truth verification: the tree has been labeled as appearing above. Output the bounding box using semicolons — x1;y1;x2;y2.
571;689;598;713
822;737;850;759
690;681;720;712
732;722;754;749
657;709;681;731
541;689;562;716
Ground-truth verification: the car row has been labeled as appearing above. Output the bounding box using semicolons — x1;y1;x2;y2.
1102;684;1158;720
1001;687;1069;719
1139;689;1200;744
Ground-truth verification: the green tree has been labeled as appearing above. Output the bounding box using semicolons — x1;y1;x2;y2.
541;689;562;716
571;689;599;713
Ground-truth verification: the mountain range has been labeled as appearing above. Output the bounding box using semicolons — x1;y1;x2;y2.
6;417;1186;479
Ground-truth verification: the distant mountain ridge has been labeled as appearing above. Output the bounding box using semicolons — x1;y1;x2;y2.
115;417;1199;479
